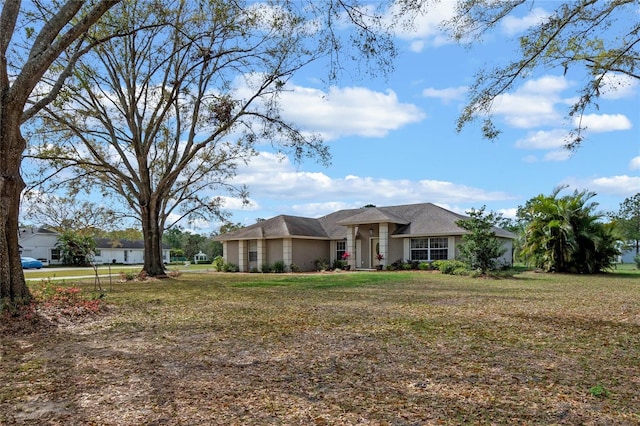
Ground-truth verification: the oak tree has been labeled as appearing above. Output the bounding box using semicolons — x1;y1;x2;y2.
0;0;121;308
29;0;426;276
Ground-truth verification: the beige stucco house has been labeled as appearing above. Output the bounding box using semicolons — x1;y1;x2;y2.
216;203;515;272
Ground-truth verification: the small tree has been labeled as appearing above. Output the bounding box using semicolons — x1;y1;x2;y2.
57;231;96;266
456;207;507;274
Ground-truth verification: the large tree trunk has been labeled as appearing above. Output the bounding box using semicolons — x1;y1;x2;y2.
140;197;166;277
0;109;30;307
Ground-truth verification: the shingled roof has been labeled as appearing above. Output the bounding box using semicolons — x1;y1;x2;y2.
216;203;516;241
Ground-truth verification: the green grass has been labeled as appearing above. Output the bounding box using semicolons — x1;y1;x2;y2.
2;270;638;425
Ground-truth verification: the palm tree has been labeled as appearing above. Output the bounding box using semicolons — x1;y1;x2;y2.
520;187;618;273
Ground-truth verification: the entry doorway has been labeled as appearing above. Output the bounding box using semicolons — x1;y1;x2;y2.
370;238;379;269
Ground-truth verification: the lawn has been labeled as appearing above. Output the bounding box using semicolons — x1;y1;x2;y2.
1;270;638;425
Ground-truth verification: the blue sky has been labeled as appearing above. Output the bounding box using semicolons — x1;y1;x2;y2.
19;2;639;234
206;3;638;232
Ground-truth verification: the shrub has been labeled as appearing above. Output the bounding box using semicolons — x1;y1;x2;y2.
261;263;273;273
273;260;286;273
223;262;238;272
315;257;329;271
212;256;225;272
120;271;137;281
433;260;468;275
290;263;301;273
418;262;432;271
332;259;347;270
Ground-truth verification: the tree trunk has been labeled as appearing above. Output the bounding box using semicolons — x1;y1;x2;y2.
0;110;31;307
140;197;166;277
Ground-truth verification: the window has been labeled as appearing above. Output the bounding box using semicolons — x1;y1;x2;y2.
248;240;257;262
430;238;448;260
410;238;429;261
336;240;346;260
51;248;61;261
94;249;102;257
410;237;448;261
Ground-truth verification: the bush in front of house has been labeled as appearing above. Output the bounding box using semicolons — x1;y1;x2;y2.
432;260;469;275
212;256;225;272
273;260;287;273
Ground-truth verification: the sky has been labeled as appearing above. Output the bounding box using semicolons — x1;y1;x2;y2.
19;2;640;234
202;2;639;232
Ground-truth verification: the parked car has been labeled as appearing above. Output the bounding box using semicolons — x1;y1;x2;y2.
21;257;43;269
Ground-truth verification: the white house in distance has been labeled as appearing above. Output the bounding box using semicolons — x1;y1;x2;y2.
216;202;516;272
18;227;170;265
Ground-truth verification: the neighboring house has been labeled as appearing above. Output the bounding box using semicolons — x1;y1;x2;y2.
93;238;171;265
18;228;170;265
216;202;516;272
18;227;60;264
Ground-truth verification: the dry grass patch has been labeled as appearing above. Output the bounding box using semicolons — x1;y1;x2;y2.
1;271;638;425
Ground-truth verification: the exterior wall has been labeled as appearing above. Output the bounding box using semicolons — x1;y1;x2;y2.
94;248;169;265
225;241;240;266
19;234;60;263
291;239;330;271
387;224;405;263
497;238;514;266
266;239;284;266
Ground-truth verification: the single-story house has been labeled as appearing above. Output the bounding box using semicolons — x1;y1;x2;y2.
18;227;59;264
18;227;170;265
216;202;516;272
92;238;171;265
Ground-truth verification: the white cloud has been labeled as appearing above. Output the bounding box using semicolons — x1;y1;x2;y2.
500;8;550;36
575;114;632;133
497;208;518;219
543;150;572;162
422;86;468;104
492;76;569;128
279;85;426;140
225;152;515;218
564;175;640;197
630;156;640;170
591;176;640;196
515;129;570;150
598;73;639;100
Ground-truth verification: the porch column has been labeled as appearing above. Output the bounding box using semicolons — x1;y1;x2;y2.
257;239;266;271
283;238;292;270
238;240;246;272
222;241;228;263
379;223;389;268
346;226;356;269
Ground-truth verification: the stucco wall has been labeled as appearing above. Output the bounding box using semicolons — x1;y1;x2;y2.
292;239;330;271
265;239;284;266
225;241;240;266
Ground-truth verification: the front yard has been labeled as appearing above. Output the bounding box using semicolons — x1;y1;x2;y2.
2;270;638;424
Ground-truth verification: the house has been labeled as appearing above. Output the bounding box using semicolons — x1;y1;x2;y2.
18;227;60;264
216;202;516;272
93;238;171;265
18;228;171;265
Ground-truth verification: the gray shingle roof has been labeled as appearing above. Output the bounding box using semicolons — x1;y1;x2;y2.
216;203;516;240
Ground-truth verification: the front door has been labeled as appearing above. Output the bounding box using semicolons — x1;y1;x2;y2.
370;238;379;269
